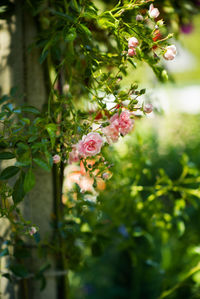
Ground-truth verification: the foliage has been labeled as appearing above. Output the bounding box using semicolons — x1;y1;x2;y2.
0;0;199;298
68;114;200;299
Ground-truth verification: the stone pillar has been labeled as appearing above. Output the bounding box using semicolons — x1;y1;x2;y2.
0;1;56;298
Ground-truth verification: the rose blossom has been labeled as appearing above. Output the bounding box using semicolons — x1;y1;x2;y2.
128;48;136;57
29;226;37;236
102;123;119;144
53;154;61;164
136;14;143;21
149;4;160;19
128;37;139;49
68;145;80;164
143;103;153;113
163;45;177;61
78;132;104;158
110;110;134;136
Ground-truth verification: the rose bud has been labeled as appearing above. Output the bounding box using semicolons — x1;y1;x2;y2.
163;45;177;61
128;48;136;57
149;4;160;19
128;37;139;49
29;226;37;236
143;103;153;114
53;154;61;164
136;14;143;21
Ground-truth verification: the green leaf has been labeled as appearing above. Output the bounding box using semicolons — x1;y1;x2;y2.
0;166;20;180
21;106;40;114
70;0;80;12
0;248;9;257
39;50;48;64
65;28;77;42
49;9;75;22
33;158;51;172
24;168;35;193
98;11;116;28
0;141;8;149
10;263;29;278
13;172;25;204
28;135;38;143
78;24;92;38
0;152;15;160
45;123;57;148
0;95;9;104
36;263;51;277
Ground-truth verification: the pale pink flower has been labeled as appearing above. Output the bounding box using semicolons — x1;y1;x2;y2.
29;226;37;236
143;103;153;113
128;48;136;57
53;154;61;164
128;37;139;48
164;45;177;61
78;132;104;158
68;145;80;164
110;111;134;136
136;14;143;21
149;4;160;19
102;123;119;144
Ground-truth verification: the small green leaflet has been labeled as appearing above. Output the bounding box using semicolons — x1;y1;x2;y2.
24;168;36;193
45;123;57;148
0;152;15;160
0;166;20;180
33;158;51;172
13;172;25;204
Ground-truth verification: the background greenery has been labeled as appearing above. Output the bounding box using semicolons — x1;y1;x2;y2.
67;113;200;299
66;10;200;299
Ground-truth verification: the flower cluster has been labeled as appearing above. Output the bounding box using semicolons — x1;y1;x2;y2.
53;3;178;177
128;4;177;61
65;109;136;165
103;110;134;144
128;37;139;57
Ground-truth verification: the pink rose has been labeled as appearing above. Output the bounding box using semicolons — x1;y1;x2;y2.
164;45;177;61
128;37;139;49
136;14;143;21
128;48;136;57
29;226;37;236
78;132;104;157
143;103;153;113
53;154;61;164
68;145;80;164
110;111;134;136
102;123;119;144
149;4;160;19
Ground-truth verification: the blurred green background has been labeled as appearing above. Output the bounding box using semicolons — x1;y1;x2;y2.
66;15;200;299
